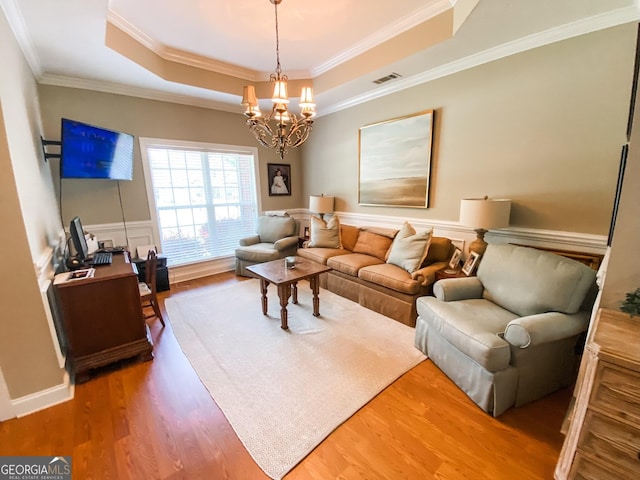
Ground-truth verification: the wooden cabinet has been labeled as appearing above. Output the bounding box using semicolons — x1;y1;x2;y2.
54;254;153;382
555;309;640;479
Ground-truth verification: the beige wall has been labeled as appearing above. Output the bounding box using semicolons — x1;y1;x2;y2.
38;87;304;227
0;10;66;399
302;24;636;235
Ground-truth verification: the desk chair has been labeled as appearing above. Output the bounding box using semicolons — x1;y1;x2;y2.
139;250;165;326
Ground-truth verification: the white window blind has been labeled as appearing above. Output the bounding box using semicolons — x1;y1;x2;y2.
142;141;259;267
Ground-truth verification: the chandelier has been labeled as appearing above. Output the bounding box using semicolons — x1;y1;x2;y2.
241;0;316;160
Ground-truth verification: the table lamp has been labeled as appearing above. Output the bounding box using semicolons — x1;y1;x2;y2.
309;194;335;216
459;196;511;256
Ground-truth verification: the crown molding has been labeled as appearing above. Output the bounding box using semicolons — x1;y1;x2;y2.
106;9;262;82
38;74;242;114
161;45;261;81
106;9;161;57
108;2;453;82
311;0;453;77
0;0;42;76
8;1;640;118
320;3;640;116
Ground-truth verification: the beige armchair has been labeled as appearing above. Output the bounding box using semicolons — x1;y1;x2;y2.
235;215;299;277
414;244;597;416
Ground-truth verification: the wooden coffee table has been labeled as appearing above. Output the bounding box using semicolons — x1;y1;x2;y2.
246;257;331;330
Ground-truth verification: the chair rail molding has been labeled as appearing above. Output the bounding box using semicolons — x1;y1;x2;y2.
85;214;607;284
271;209;608;257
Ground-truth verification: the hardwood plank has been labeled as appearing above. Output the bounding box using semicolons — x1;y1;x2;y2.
0;271;571;479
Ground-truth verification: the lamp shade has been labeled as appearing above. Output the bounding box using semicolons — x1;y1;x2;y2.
459;197;511;230
309;195;335;214
241;85;258;107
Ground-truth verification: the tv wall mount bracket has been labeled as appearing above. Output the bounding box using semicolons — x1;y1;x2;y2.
40;136;61;162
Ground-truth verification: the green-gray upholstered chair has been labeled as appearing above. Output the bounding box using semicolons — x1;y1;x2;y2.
235;215;299;277
414;244;597;417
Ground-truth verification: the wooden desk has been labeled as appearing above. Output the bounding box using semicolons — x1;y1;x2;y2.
54;254;153;382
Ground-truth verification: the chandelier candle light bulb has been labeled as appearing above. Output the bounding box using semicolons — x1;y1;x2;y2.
241;0;316;160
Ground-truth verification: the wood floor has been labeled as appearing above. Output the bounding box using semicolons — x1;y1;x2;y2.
0;272;571;479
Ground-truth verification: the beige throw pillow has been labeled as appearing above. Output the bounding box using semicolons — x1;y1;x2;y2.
307;215;341;248
386;222;433;273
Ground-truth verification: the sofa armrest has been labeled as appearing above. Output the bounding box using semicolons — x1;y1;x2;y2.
239;235;260;246
504;311;589;348
273;236;299;251
411;261;447;286
433;277;484;302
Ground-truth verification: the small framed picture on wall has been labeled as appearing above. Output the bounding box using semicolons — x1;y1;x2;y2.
268;163;291;196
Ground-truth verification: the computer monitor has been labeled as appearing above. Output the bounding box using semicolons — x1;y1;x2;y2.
69;216;89;262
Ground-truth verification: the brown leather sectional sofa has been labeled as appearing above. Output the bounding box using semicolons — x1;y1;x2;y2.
297;224;454;326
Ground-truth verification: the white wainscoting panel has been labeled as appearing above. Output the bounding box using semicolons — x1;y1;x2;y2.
24;232;75;418
82;214;608;287
83;220;156;256
269;209;608;258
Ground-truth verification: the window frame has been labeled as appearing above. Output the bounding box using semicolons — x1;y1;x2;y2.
139;137;262;266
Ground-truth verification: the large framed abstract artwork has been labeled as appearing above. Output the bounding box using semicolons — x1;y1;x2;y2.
358;110;434;208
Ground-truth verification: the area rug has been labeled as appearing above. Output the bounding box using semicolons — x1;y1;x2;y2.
165;279;426;479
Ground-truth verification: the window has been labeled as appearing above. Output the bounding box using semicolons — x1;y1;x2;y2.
140;138;260;267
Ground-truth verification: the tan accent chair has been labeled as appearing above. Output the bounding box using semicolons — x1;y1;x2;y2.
235;215;299;277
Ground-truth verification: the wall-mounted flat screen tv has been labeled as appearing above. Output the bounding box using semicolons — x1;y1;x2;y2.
60;118;134;180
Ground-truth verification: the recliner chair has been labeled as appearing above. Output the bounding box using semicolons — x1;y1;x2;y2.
235;215;299;277
414;244;597;416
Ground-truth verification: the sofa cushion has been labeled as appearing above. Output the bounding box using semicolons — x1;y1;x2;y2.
386;222;433;273
423;237;454;265
297;246;349;265
257;215;297;243
416;296;517;372
478;244;597;316
358;263;422;295
307;214;341;248
340;224;360;251
360;226;399;239
235;243;284;263
352;231;394;261
327;253;384;277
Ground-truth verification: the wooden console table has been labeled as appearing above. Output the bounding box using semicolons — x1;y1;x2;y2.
555;308;640;479
54;253;153;382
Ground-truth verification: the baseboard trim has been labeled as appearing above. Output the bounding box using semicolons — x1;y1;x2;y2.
11;372;74;418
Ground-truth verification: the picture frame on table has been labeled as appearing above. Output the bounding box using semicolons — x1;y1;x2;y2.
445;247;463;273
462;252;481;276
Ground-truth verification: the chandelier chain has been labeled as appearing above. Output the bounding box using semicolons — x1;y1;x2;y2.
241;0;315;160
274;1;282;77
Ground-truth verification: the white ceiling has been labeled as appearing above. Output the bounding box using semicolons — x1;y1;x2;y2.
2;0;639;116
